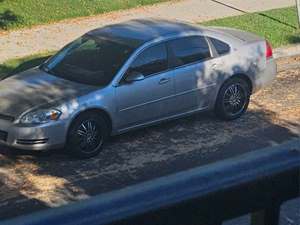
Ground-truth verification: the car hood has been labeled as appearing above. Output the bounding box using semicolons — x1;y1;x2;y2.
0;68;98;119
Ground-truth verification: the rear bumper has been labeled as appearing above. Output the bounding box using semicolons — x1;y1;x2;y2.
252;58;277;93
0;119;67;151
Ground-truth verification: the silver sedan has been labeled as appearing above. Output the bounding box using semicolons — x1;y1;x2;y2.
0;19;277;158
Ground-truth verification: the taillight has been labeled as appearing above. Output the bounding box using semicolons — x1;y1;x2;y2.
266;40;273;59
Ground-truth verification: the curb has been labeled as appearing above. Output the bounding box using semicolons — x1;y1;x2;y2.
274;44;300;72
273;44;300;59
277;62;300;72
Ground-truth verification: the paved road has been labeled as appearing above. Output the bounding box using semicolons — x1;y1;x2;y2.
0;0;295;62
0;57;299;222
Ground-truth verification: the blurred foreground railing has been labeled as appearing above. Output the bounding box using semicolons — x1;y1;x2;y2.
2;139;300;225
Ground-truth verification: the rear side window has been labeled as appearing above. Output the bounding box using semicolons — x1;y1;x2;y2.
127;43;168;77
210;37;230;55
168;36;211;67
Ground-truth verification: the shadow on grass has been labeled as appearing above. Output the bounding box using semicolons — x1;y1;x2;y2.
0;55;51;79
0;9;22;30
287;34;300;44
11;55;50;74
211;0;298;30
0;64;11;79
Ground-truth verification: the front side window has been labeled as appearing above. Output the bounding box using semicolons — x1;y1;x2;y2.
168;36;211;67
209;37;230;55
40;35;135;86
127;43;168;77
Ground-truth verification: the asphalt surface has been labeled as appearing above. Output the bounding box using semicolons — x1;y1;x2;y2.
0;56;299;223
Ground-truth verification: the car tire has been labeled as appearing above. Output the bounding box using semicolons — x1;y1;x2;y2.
66;112;109;159
215;77;250;120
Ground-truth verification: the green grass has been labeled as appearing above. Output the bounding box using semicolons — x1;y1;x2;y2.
202;6;300;48
0;52;53;79
0;0;168;30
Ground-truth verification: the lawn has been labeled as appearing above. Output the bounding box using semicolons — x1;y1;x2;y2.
0;0;168;30
202;6;300;48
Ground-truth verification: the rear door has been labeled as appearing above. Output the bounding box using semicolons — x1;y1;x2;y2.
115;43;176;130
167;36;215;113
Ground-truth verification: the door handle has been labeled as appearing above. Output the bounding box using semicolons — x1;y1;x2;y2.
211;63;218;70
212;62;224;70
159;78;170;85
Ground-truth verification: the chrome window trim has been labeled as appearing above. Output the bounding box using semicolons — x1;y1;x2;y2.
115;34;217;86
166;35;213;69
113;31;211;86
119;42;170;84
206;36;232;58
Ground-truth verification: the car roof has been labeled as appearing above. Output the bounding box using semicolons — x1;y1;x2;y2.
87;19;203;47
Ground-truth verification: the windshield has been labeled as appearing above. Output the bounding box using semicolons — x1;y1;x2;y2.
40;35;135;86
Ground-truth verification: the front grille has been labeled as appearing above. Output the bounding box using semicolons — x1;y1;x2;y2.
0;114;15;122
0;130;8;142
16;138;48;145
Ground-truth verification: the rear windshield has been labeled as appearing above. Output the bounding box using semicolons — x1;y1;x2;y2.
40;35;135;86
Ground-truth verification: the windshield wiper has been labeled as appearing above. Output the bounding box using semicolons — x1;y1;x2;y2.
39;63;55;75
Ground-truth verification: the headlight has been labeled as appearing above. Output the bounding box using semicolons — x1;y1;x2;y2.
20;109;62;124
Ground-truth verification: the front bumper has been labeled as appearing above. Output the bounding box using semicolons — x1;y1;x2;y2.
0;119;67;151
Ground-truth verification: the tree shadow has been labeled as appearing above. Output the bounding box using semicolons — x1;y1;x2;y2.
0;64;11;79
287;34;300;44
0;103;299;221
0;9;22;30
0;20;299;222
211;0;298;30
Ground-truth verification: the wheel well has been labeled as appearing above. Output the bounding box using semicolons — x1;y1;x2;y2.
72;108;113;135
230;74;253;94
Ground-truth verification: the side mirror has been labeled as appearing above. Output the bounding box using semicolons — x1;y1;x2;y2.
125;71;145;83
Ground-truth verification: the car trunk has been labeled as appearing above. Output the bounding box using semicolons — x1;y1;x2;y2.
208;26;264;43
